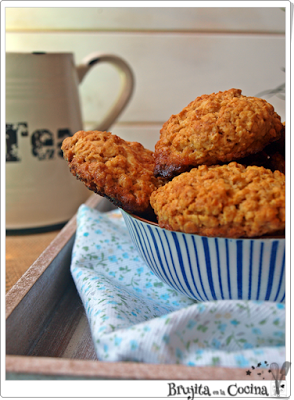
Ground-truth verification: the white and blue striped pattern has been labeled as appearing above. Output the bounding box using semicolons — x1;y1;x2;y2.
122;211;285;303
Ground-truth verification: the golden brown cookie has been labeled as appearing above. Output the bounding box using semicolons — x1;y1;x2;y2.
154;89;283;178
62;130;166;215
150;162;285;238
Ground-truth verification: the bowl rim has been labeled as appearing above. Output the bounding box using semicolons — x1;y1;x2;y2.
120;209;285;241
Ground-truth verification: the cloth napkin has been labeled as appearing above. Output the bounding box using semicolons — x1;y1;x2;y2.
70;204;285;368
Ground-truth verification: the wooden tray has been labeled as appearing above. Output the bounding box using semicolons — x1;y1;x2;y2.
6;194;269;380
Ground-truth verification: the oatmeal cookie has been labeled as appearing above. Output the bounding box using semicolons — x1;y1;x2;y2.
154;89;283;178
62;130;166;215
150;162;285;238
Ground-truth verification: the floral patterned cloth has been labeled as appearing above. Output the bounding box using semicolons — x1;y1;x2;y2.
71;204;285;367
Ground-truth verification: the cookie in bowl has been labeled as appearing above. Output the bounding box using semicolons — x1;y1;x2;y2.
62;130;166;216
154;88;284;178
150;162;285;238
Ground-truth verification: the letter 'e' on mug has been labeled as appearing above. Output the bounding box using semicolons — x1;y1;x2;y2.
6;52;134;232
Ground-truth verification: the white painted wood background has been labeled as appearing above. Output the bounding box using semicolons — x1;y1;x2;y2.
6;6;286;150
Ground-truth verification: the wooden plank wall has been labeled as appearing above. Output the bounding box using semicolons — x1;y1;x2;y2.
6;6;286;150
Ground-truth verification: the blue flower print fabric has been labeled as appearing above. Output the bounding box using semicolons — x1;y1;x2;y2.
71;204;285;367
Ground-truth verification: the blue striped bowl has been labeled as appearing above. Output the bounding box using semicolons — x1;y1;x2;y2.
121;210;285;302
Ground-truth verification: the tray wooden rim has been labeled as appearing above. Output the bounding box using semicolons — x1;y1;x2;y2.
7;355;266;380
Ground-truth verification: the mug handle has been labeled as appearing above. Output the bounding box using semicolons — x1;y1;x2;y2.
76;53;134;132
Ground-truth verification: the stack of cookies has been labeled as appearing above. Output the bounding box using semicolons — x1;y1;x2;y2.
62;88;285;238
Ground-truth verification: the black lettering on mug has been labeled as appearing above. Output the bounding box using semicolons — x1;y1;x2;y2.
6;123;28;162
57;128;72;158
31;129;55;160
19;123;29;137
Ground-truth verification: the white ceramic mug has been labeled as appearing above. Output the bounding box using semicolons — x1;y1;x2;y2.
6;52;134;232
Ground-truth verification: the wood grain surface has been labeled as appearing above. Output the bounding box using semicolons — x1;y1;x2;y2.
6;230;60;293
6;355;272;380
